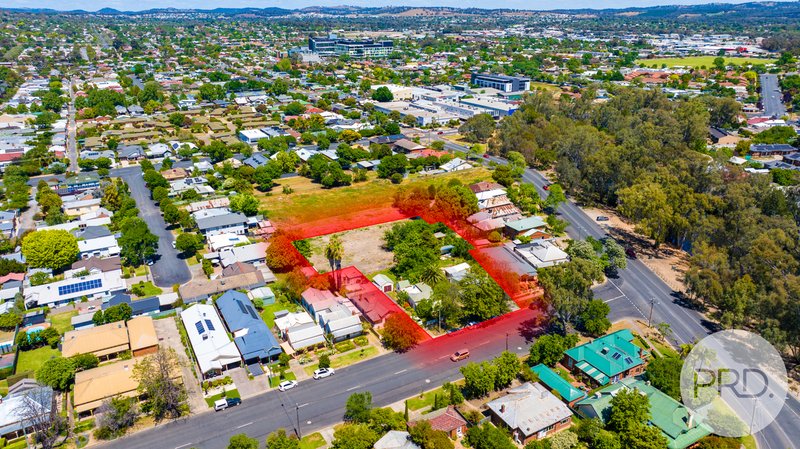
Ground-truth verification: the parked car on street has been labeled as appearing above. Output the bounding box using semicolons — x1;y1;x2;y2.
625;247;637;259
450;349;470;362
313;368;335;379
278;380;297;391
214;397;241;411
596;216;609;222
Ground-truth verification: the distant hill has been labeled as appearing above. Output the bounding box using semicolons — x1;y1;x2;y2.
4;1;800;20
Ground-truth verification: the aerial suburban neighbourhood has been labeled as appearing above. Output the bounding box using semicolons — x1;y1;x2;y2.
0;2;797;449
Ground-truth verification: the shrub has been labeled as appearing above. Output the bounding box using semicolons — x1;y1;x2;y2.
335;340;356;353
353;336;369;347
487;231;502;243
390;173;403;184
318;354;331;369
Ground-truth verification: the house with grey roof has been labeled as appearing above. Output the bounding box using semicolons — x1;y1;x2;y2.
487;382;573;445
118;145;145;160
196;212;248;236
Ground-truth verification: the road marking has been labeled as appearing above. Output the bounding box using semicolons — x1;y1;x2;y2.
175;444;192;449
394;369;407;375
604;295;625;303
298;402;309;408
236;422;253;429
346;385;360;392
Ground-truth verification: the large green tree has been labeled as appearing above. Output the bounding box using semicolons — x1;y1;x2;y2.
118;217;158;266
21;230;79;270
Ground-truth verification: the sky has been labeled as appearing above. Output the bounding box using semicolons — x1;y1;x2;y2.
3;0;795;12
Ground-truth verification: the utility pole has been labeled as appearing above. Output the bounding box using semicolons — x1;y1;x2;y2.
648;298;657;327
296;403;301;439
505;332;509;352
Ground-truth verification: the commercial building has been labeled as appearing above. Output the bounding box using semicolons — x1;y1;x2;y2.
308;35;394;58
470;73;531;93
181;303;241;378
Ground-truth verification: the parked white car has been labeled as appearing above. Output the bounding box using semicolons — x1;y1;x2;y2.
278;380;298;391
313;368;335;379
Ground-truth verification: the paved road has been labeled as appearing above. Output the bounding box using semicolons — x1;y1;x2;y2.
479;149;800;449
66;78;78;172
114;166;191;287
760;74;786;118
96;138;800;449
100;309;540;449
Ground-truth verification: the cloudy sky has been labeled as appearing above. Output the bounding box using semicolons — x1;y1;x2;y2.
4;0;794;12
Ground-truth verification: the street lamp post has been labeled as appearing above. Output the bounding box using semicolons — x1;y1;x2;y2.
647;298;658;327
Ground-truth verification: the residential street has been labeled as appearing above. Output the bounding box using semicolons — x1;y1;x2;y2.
114;166;191;287
99;309;540;449
66;77;78;172
760;73;787;118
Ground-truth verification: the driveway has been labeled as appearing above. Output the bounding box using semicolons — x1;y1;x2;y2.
153;317;206;414
116;167;191;287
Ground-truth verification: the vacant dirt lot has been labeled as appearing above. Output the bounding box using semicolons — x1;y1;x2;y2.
305;221;405;275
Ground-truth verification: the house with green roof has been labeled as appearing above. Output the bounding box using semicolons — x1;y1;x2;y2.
531;364;587;407
562;329;647;387
574;378;713;449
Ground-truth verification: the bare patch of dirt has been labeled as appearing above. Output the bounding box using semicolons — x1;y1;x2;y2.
305;221;406;275
583;206;690;293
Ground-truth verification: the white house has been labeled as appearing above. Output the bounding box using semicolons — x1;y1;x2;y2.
286;322;326;351
24;271;125;308
77;235;120;259
443;263;470;282
180;304;241;379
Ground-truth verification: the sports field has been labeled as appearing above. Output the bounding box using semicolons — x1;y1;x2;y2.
636;56;776;68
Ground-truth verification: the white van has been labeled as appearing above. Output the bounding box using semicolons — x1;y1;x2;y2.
213;398;228;412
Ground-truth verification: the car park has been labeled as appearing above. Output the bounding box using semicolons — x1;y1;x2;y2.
278;380;298;391
313;367;335;379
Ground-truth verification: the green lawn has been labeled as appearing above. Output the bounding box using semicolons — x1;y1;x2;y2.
0;379;8;396
407;386;444;411
260;301;301;329
303;346;379;376
269;371;298;388
130;281;163;298
299;432;326;449
49;310;78;334
204;389;241;407
635;56;776;68
16;346;61;375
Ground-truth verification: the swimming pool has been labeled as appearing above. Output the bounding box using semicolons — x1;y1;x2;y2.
25;325;46;334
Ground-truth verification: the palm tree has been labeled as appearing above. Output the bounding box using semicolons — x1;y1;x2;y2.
419;263;444;285
325;235;344;288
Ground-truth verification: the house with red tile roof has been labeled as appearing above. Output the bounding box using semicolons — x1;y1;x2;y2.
411;406;468;440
